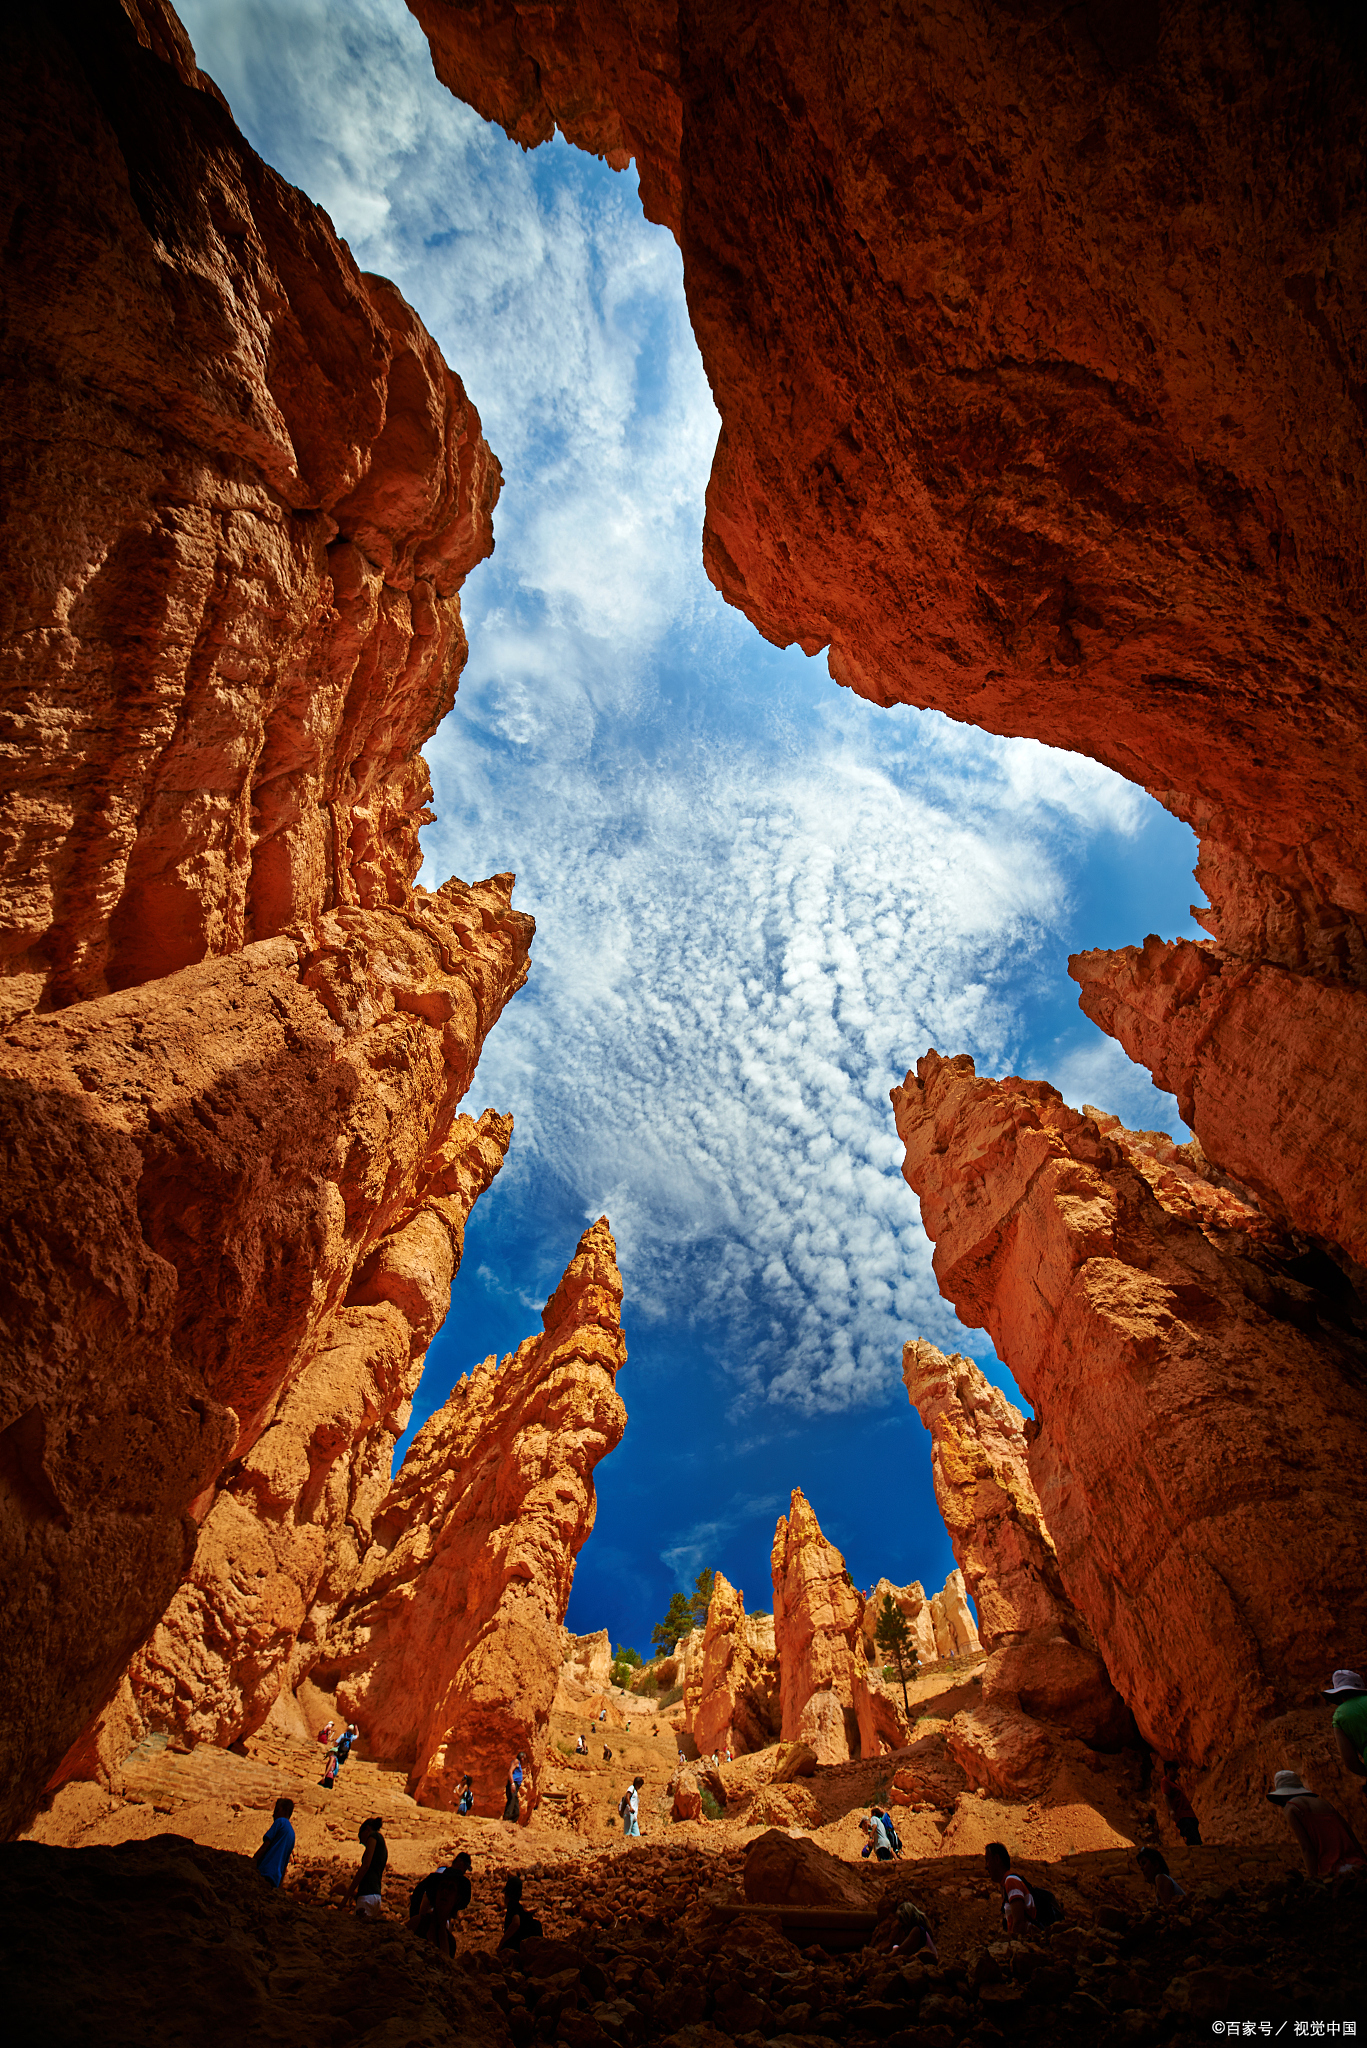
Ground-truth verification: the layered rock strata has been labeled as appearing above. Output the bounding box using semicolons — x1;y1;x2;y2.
690;1573;780;1759
412;1;1367;1261
312;1219;627;1815
0;1;523;1838
893;1052;1367;1768
770;1490;908;1763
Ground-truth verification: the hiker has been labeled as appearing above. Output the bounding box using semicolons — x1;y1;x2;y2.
502;1770;520;1823
334;1723;358;1771
410;1852;472;1955
1137;1846;1186;1908
253;1797;296;1888
602;1744;613;1762
860;1811;895;1861
1267;1770;1367;1881
599;1708;607;1722
870;1894;938;1960
985;1842;1035;1935
320;1749;339;1791
1325;1670;1367;1779
1159;1762;1201;1845
498;1873;544;1951
344;1817;388;1919
621;1775;644;1838
317;1720;335;1746
457;1774;474;1815
576;1735;587;1755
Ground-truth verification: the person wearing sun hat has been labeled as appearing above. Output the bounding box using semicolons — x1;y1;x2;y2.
1324;1669;1367;1779
1266;1769;1367;1881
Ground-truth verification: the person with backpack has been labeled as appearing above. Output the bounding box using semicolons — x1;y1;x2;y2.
334;1724;358;1771
620;1775;644;1836
252;1797;296;1888
860;1810;895;1860
877;1807;903;1857
320;1749;339;1791
457;1774;474;1815
985;1842;1061;1935
409;1852;472;1954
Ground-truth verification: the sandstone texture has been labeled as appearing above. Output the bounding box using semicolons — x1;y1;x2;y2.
859;1569;980;1671
1071;936;1367;1274
556;1629;614;1710
690;1574;781;1759
770;1490;909;1764
313;1220;627;1816
412;2;1367;1246
893;1052;1367;1768
928;1572;981;1662
0;2;526;1838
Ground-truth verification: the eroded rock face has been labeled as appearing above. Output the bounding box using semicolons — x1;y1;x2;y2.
412;2;1367;1140
3;0;498;1020
1071;937;1367;1274
893;1051;1367;1767
770;1489;908;1763
928;1571;981;1662
312;1219;627;1815
123;1108;515;1750
902;1342;1080;1653
0;2;524;1839
691;1574;780;1759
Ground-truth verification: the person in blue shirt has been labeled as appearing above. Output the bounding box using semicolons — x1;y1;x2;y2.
860;1810;894;1861
253;1798;296;1888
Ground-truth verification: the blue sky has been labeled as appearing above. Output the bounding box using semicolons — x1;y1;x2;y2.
181;0;1203;1652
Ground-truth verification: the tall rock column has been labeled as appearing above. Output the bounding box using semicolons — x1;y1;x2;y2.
0;1;528;1838
893;1052;1367;1769
692;1574;780;1758
311;1220;627;1816
903;1341;1129;1751
771;1490;907;1763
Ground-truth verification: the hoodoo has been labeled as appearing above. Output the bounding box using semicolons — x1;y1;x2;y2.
0;0;530;1839
689;1573;781;1760
770;1490;908;1764
893;1053;1367;1776
311;1218;628;1816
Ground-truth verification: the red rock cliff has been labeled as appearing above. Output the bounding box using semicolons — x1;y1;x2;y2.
892;1052;1367;1769
0;2;528;1839
311;1219;627;1816
411;4;1367;1196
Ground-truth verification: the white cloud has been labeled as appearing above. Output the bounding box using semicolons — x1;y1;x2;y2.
182;0;1193;1425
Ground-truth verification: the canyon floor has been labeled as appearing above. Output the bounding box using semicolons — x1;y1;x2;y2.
12;1657;1364;2042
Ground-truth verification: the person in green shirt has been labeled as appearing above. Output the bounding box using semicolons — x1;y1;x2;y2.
1325;1669;1367;1777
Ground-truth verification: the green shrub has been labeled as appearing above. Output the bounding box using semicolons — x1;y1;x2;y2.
699;1786;724;1821
657;1684;684;1709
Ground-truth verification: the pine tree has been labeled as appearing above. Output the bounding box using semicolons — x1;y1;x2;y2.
651;1592;694;1655
874;1592;918;1719
689;1567;716;1628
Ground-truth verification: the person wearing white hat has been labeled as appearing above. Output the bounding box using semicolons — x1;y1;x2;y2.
1266;1769;1367;1881
1323;1669;1367;1779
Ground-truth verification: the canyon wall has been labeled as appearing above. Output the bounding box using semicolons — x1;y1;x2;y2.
312;1219;627;1816
412;0;1367;1275
928;1573;980;1662
770;1489;907;1763
893;1053;1367;1769
0;1;526;1838
690;1573;780;1758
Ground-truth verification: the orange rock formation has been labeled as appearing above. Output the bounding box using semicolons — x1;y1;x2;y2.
312;1220;627;1816
893;1052;1367;1769
858;1571;980;1667
0;1;529;1839
410;2;1367;1282
770;1491;907;1764
690;1574;780;1759
903;1339;1130;1759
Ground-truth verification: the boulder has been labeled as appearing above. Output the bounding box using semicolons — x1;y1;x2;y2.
771;1741;818;1783
945;1703;1051;1801
742;1830;872;1910
672;1768;702;1822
